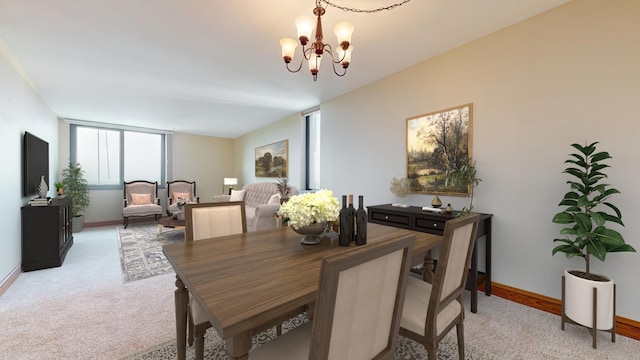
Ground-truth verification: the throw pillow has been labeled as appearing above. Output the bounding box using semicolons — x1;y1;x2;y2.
130;193;152;205
230;189;246;201
173;192;191;202
268;193;281;205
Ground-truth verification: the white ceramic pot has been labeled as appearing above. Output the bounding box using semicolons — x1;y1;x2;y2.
564;268;614;330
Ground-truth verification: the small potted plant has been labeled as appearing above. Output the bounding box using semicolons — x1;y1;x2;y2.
61;162;90;232
552;142;635;345
444;159;482;215
54;181;64;198
276;176;290;204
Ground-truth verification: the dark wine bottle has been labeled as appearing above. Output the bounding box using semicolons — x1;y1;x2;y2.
338;195;351;246
347;194;356;243
355;195;367;245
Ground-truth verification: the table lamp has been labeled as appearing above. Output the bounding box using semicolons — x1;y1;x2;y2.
223;177;238;195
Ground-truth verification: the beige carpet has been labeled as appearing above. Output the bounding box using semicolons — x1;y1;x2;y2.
0;225;638;360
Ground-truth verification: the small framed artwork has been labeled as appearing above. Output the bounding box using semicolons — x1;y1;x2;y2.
406;103;473;195
255;139;288;177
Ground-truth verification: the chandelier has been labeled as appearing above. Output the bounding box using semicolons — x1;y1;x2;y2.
279;0;412;81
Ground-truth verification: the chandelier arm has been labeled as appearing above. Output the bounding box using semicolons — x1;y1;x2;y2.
323;44;347;64
285;54;305;73
320;0;411;13
330;59;347;77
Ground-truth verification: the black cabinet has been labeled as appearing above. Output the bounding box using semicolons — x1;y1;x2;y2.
21;197;74;271
368;204;492;313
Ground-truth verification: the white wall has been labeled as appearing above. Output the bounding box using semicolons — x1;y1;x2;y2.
0;42;59;283
240;0;640;321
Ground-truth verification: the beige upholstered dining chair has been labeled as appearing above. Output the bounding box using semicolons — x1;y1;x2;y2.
399;213;480;360
249;235;415;360
184;201;247;360
166;180;199;215
122;180;163;228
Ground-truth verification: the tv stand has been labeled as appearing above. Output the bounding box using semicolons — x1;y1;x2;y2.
21;197;74;271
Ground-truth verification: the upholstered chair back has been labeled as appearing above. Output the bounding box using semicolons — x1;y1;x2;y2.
167;180;197;202
124;180;158;206
185;201;246;242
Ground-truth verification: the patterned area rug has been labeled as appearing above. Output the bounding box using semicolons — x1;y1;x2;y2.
116;223;183;282
120;314;496;360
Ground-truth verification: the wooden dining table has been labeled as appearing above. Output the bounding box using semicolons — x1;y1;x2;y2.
163;222;442;360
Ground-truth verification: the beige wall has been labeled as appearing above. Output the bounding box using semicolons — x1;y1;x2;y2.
1;42;60;282
58;123;234;223
239;0;640;321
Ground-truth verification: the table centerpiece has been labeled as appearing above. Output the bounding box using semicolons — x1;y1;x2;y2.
279;189;340;244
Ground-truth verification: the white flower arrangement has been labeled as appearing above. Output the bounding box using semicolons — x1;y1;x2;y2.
279;189;340;229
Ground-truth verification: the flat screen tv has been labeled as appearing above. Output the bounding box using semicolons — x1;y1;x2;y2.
23;131;49;197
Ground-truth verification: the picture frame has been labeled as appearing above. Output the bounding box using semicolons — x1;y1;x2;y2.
406;103;473;195
255;139;288;177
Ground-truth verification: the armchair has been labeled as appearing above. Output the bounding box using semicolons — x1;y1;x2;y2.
212;182;298;232
166;180;199;215
122;180;163;228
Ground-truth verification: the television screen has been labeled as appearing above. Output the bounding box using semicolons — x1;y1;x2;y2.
23;131;49;197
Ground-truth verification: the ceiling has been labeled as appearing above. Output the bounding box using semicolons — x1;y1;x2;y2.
0;0;569;138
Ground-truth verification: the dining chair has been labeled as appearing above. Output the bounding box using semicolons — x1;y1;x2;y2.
399;213;480;360
184;201;247;360
249;234;415;360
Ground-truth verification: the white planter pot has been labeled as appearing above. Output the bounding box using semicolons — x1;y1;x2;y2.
564;268;614;330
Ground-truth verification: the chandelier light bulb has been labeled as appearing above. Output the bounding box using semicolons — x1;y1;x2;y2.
308;54;322;73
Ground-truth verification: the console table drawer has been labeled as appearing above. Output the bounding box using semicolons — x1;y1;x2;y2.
370;211;410;226
414;217;446;235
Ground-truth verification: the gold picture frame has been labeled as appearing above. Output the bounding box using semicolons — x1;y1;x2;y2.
406;103;473;195
255;139;288;177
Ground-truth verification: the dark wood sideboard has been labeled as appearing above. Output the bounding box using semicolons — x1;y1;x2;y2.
21;197;74;271
368;204;492;313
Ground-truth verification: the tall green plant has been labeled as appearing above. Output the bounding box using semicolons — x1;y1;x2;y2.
552;142;635;276
61;162;90;217
445;159;482;214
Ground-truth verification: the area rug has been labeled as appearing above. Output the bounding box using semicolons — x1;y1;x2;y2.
120;315;496;360
117;223;184;282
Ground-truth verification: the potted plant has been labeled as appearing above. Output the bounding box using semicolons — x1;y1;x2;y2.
276;176;290;204
552;142;635;343
61;162;90;232
54;181;64;198
279;189;340;244
444;159;482;215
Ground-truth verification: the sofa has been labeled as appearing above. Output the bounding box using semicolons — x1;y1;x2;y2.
213;182;298;232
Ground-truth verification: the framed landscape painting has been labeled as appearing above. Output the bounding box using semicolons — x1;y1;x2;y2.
255;139;288;177
406;103;473;195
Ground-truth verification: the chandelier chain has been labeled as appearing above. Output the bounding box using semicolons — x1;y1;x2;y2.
319;0;411;13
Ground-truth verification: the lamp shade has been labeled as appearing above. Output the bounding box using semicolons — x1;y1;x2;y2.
280;38;298;60
295;16;314;42
334;21;354;48
224;178;238;186
309;54;322;72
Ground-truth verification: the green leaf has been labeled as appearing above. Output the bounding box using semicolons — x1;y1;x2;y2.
577;196;594;208
574;213;592;231
594;228;624;245
591;212;605;226
590;151;611;162
603;202;622;218
599;212;624;226
552;244;583;257
564;168;585;179
558;199;578;207
560;228;577;235
586;240;607;262
563;191;579;199
606;244;637;253
552;212;574;224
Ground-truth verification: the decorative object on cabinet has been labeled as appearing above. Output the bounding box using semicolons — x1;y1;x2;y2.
54;181;64;198
21;197;73;271
61;162;90;232
431;193;442;208
276;176;290;203
367;203;493;314
406;103;472;195
552;142;636;348
255;139;288;177
445;159;482;215
389;176;411;207
38;175;48;198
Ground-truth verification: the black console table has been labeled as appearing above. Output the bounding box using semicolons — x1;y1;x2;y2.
368;204;492;313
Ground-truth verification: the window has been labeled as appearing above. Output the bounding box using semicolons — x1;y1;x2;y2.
70;124;166;188
305;110;321;190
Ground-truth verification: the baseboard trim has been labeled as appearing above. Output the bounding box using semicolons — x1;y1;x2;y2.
85;218;155;228
0;265;21;296
488;282;640;341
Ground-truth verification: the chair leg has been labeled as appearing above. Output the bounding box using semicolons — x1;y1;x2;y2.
188;307;195;347
276;323;282;336
426;341;437;360
194;323;207;360
123;217;128;229
456;322;465;360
